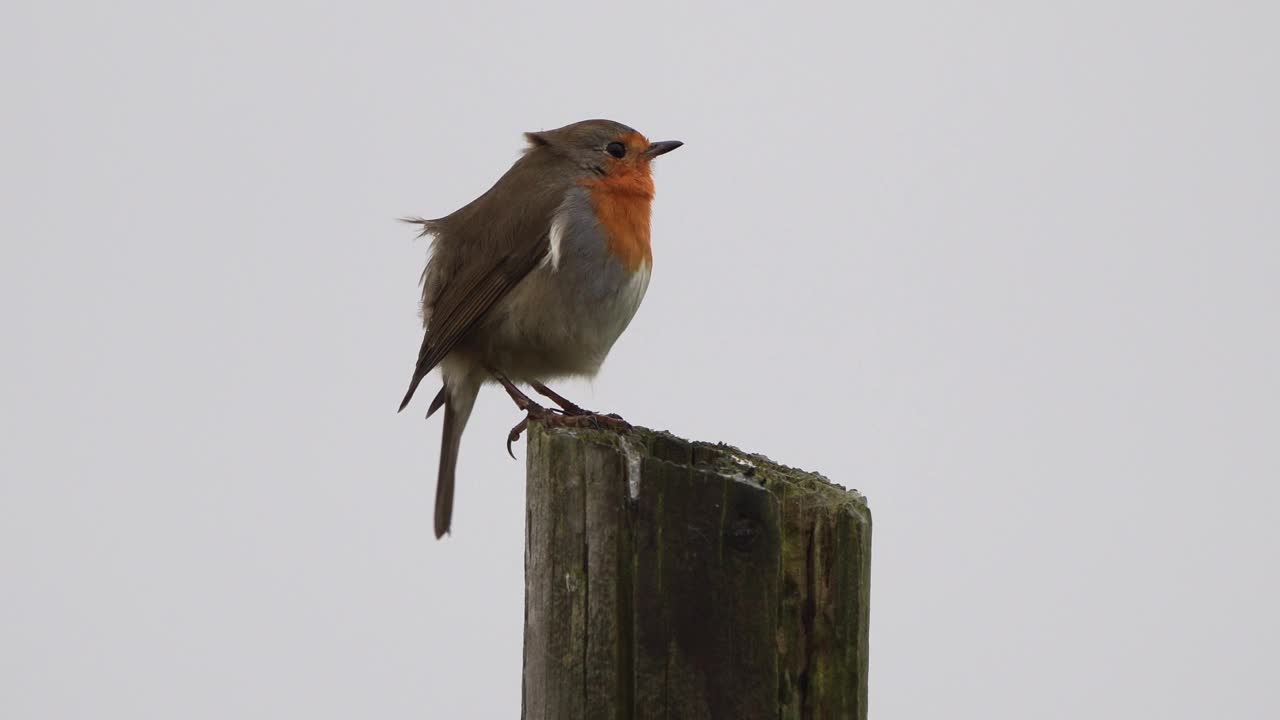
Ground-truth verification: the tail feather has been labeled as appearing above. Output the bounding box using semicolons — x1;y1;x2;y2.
425;385;446;419
399;371;426;412
434;380;478;538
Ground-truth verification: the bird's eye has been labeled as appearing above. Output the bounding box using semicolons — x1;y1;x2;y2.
606;142;626;159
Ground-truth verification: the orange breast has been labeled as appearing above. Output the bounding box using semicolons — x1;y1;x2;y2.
581;168;654;273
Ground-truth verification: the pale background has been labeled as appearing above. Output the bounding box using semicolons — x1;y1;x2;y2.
3;1;1277;718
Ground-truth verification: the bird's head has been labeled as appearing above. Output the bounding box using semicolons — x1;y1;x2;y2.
525;119;682;192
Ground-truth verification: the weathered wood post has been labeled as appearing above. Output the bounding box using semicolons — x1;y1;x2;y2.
521;422;871;720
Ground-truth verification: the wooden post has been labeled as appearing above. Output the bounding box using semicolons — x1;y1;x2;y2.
521;422;872;720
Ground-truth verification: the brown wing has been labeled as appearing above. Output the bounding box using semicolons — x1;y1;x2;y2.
397;140;580;412
397;225;549;412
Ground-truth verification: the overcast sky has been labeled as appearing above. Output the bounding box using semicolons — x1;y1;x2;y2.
4;2;1278;718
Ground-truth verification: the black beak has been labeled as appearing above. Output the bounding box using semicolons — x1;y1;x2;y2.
644;140;683;158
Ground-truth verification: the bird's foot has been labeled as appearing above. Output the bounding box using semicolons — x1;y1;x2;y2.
505;406;632;459
548;411;632;432
529;381;628;423
492;372;631;457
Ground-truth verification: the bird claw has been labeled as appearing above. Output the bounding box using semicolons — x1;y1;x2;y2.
506;417;529;459
502;395;631;460
505;404;555;459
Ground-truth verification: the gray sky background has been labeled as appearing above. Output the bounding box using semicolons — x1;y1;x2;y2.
3;1;1277;718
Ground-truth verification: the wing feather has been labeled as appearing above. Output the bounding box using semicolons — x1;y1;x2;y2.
397;146;574;412
398;232;549;411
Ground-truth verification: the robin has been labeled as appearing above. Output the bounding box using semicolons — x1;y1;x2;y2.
398;119;682;538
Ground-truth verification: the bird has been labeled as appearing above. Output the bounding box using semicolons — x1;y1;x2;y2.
398;119;682;538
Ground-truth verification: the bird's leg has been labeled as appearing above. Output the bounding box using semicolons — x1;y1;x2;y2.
492;372;545;414
494;374;632;458
528;381;587;415
491;372;554;458
528;381;628;423
528;380;631;433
